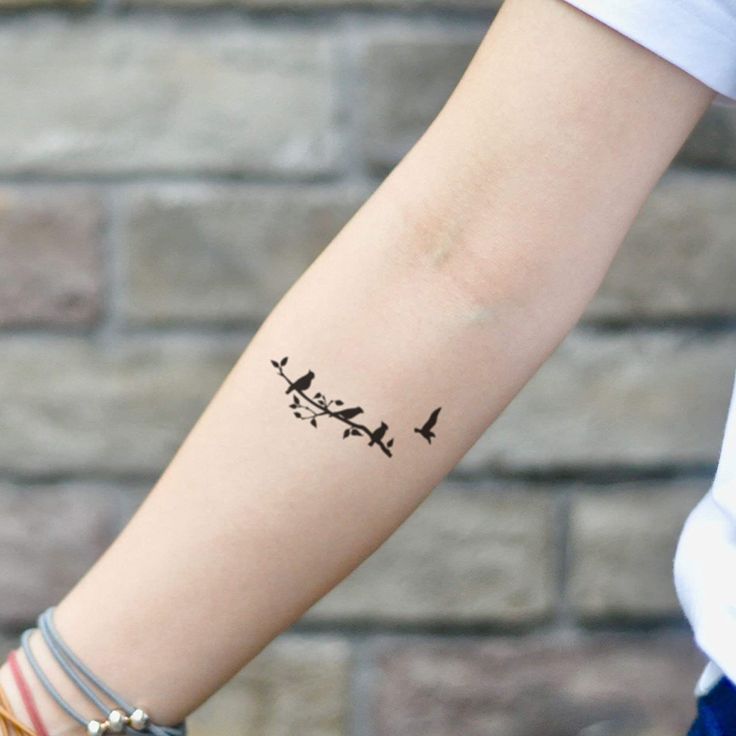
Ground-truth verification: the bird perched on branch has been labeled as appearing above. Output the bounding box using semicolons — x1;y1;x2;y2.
286;370;314;394
414;407;442;444
333;406;364;421
368;421;388;446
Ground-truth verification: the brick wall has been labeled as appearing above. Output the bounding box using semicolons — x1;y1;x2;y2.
1;1;735;733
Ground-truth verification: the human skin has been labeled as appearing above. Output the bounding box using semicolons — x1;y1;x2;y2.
0;0;715;732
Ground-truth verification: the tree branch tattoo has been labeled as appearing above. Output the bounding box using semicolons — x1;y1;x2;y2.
270;356;442;458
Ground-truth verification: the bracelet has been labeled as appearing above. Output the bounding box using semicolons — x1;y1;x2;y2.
19;608;187;736
7;650;49;736
0;680;38;736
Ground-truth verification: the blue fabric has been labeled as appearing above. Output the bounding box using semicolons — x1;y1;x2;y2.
688;675;736;736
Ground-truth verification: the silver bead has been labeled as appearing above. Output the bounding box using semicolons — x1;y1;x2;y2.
107;710;128;734
129;708;150;731
87;721;107;736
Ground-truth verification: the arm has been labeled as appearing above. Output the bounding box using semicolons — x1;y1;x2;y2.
1;0;715;731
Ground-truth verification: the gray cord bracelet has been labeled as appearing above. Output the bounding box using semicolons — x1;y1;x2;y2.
20;607;187;736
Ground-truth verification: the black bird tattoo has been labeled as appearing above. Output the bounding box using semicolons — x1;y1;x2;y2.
368;421;388;446
333;406;364;421
414;407;442;444
271;356;395;458
286;370;314;395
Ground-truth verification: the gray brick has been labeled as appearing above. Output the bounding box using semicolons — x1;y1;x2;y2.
187;635;351;736
588;170;736;319
0;188;104;327
373;633;705;736
0;482;134;627
459;330;736;472
359;32;484;172
677;105;736;169
122;185;365;325
305;482;557;624
0;18;339;176
568;483;705;620
0;337;242;478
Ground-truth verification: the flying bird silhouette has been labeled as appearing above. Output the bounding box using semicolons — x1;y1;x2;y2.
368;421;388;446
286;370;315;394
414;407;442;444
333;406;364;421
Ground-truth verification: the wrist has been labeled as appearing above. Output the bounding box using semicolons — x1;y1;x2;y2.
0;631;101;736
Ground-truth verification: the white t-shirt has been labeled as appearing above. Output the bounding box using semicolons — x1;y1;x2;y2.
712;373;736;520
560;0;736;107
559;0;736;691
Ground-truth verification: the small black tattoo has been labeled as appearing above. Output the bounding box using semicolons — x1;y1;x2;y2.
271;356;395;458
414;407;442;444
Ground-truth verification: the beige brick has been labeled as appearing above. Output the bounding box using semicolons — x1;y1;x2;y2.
305;482;557;623
187;635;351;736
568;483;706;619
0;188;103;327
122;185;366;325
0;18;339;176
373;632;705;736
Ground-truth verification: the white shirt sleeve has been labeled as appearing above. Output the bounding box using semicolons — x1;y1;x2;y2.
671;377;736;686
559;0;736;107
674;488;736;688
710;370;736;520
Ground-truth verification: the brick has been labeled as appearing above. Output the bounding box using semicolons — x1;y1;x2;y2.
187;635;351;736
122;185;365;325
0;18;339;177
677;105;736;169
357;35;736;171
0;337;242;478
588;170;736;319
459;330;736;472
131;0;498;7
373;632;705;736
0;0;89;7
0;482;134;627
359;32;484;172
0;188;103;327
1;331;732;479
305;482;557;624
568;483;705;620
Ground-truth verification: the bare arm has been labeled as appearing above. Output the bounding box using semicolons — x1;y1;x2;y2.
0;0;714;732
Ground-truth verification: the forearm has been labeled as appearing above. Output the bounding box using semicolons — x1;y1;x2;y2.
1;0;714;731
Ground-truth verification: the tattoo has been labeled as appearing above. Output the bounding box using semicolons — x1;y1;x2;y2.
271;356;442;456
414;407;442;445
271;356;396;458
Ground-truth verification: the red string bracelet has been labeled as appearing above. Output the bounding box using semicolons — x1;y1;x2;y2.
7;649;50;736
